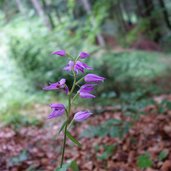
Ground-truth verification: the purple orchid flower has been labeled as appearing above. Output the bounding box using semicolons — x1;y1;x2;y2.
63;61;74;72
52;50;66;56
78;84;96;98
84;74;105;83
64;61;92;74
43;78;69;94
79;52;90;59
48;103;65;119
73;111;92;122
75;61;92;73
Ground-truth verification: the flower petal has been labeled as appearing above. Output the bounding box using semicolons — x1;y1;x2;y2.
64;86;69;94
49;103;65;109
64;61;74;72
43;82;59;90
43;78;67;91
48;109;65;119
74;111;92;122
52;50;66;56
79;52;90;59
79;92;96;98
74;61;93;74
79;84;96;93
84;74;105;83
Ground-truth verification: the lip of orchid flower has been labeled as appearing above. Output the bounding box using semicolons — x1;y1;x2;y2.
79;52;90;59
48;103;65;119
73;111;92;122
84;74;105;83
43;78;69;94
52;50;66;56
58;78;66;88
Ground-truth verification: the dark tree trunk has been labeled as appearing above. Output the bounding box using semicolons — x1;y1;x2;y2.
142;0;161;42
158;0;171;30
135;0;143;19
55;9;62;23
81;0;105;47
15;0;25;14
2;1;10;22
118;1;128;32
30;0;53;31
41;0;55;29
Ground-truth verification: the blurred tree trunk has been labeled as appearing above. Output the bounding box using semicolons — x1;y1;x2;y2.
140;0;161;42
31;0;53;31
1;0;10;22
135;0;143;19
41;0;55;29
55;9;62;23
81;0;105;47
15;0;25;14
118;1;128;32
158;0;171;30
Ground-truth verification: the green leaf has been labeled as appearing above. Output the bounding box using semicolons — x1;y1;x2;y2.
137;153;153;169
66;131;81;147
165;101;171;110
97;145;116;160
55;162;71;171
158;150;169;161
57;121;67;136
104;119;122;126
109;126;121;138
81;119;132;139
55;160;79;171
70;160;79;171
81;126;101;138
9;150;28;167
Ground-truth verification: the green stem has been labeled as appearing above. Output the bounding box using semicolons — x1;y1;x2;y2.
68;119;74;130
72;92;79;103
69;71;77;95
66;53;74;60
75;55;80;61
75;77;84;85
60;70;77;168
65;109;69;117
60;123;68;168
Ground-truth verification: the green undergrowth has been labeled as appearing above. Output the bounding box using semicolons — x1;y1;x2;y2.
87;50;171;93
81;118;132;138
0;92;50;127
0;112;42;129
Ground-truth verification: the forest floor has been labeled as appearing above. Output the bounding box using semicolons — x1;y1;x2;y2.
0;93;171;171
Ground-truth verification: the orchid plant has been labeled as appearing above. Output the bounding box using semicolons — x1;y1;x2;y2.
43;50;105;168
